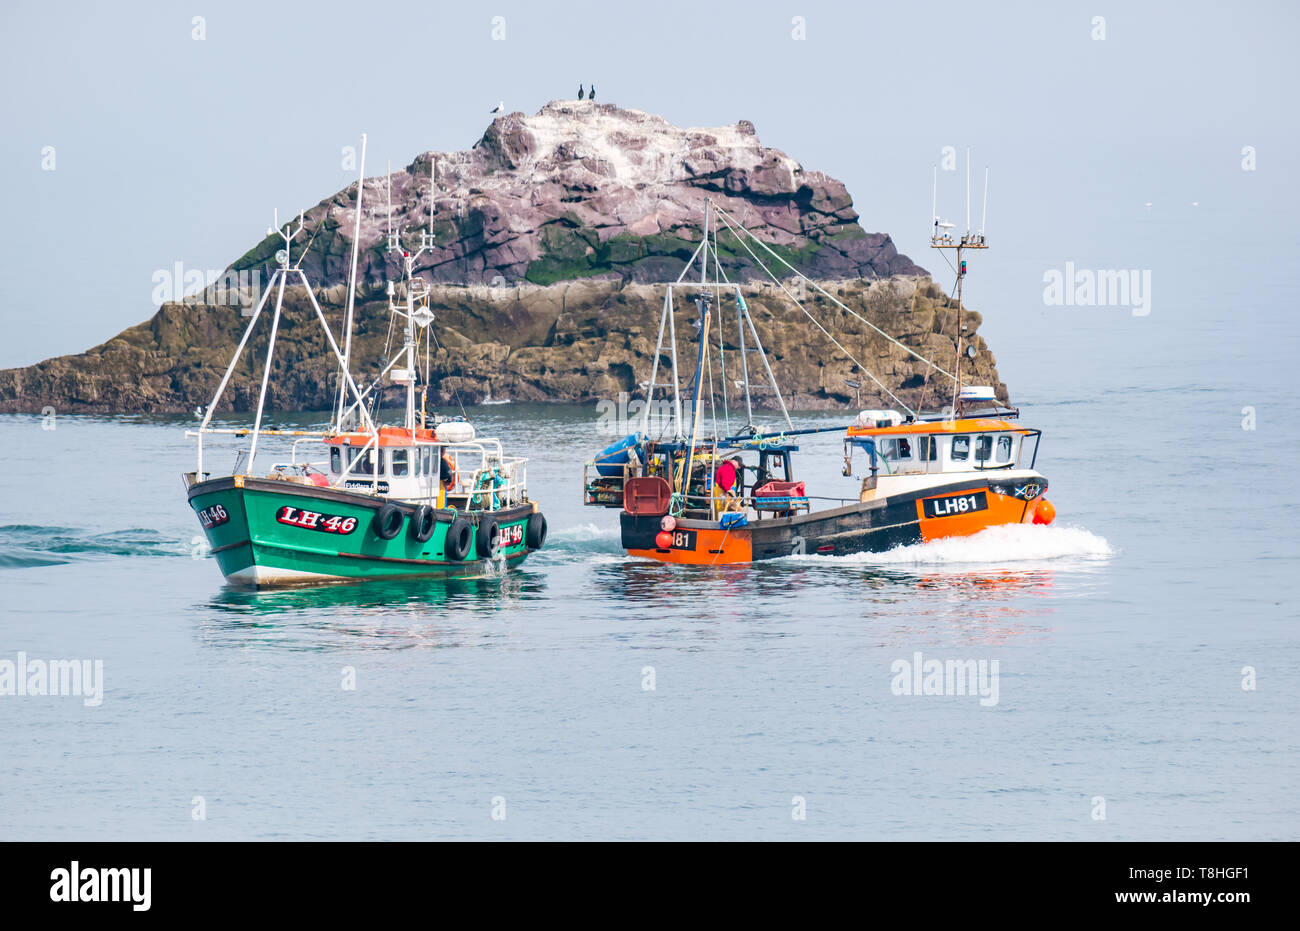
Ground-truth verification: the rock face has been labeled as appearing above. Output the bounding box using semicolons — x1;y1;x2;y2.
0;277;1005;415
0;101;1009;416
232;101;926;289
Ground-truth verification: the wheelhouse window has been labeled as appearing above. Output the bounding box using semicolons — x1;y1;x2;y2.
391;448;409;477
329;447;342;474
951;436;970;461
996;435;1014;463
917;435;939;461
347;447;382;476
975;435;993;462
878;437;913;461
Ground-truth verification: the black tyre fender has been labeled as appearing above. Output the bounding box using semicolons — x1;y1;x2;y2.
525;513;548;550
372;503;403;540
476;518;500;559
410;504;436;543
444;517;472;561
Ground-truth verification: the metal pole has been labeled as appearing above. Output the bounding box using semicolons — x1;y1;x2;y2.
336;133;367;429
667;285;682;438
735;286;754;425
742;297;793;429
297;271;376;434
247;269;289;474
405;278;416;432
194;275;276;476
642;287;671;436
686;294;710;438
951;242;964;413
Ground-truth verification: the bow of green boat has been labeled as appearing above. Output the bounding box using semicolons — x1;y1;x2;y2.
183;145;546;589
186;473;545;588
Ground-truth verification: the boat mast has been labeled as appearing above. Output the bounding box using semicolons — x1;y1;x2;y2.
247;210;303;475
335;133;367;431
385;156;438;437
686;200;713;440
931;152;989;414
405;262;417;432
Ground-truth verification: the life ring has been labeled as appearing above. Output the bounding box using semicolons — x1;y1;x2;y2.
372;503;403;540
410;504;436;542
476;518;500;558
444;517;472;560
525;513;547;550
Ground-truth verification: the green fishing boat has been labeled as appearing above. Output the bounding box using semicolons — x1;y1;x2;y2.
183;138;546;587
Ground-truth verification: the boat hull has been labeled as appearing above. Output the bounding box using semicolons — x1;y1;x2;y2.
621;474;1048;564
188;476;539;587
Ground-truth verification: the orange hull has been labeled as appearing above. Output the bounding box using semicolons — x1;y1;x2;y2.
624;485;1051;565
916;487;1035;543
627;525;754;564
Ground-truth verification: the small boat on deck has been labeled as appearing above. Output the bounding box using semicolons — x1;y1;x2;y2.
583;194;1054;565
184;139;547;587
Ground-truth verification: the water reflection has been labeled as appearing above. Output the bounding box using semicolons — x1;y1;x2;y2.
197;568;548;650
588;556;1066;644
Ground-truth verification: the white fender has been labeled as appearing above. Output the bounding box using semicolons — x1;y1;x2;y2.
435;422;476;444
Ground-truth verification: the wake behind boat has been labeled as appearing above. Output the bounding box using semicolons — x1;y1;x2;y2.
583;185;1055;564
184;138;547;587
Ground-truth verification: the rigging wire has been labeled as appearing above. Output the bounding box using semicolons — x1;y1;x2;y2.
711;214;730;436
714;211;916;416
711;203;957;383
707;239;790;428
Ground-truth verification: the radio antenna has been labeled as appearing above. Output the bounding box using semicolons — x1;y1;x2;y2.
965;148;971;237
980;166;989;239
386;160;396;251
931;166;938;240
930;149;990;412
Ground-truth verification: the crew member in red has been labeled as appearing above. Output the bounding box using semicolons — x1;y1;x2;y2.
714;456;742;511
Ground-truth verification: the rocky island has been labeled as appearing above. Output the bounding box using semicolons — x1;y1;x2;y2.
0;101;1006;414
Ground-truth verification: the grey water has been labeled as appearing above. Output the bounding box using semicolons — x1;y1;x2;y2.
2;383;1295;840
3;208;1299;839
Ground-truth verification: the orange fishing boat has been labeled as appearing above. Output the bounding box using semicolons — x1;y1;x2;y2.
583;192;1054;564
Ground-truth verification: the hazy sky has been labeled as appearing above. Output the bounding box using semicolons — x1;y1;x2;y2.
2;0;1297;401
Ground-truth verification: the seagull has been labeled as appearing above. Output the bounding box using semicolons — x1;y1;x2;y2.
578;84;584;100
489;100;504;115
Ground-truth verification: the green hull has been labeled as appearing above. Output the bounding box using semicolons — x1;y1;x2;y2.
187;476;540;588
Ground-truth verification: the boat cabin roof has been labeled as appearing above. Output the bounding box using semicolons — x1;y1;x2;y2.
846;417;1030;438
325;426;438;447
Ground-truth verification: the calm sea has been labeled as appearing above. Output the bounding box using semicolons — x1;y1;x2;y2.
2;222;1298;839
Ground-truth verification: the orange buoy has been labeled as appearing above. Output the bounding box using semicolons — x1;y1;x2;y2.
1033;498;1056;525
655;530;674;549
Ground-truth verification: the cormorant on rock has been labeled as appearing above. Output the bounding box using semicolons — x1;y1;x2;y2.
589;85;596;101
489;100;504;115
578;84;584;100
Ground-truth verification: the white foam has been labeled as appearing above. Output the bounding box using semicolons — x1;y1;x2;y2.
549;522;621;543
791;523;1115;568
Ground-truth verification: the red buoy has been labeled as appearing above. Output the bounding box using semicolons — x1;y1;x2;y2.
655;530;674;549
1033;498;1056;525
